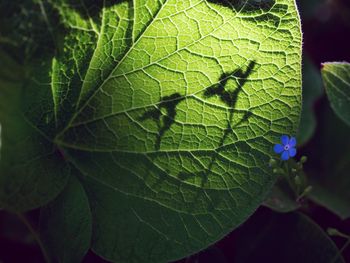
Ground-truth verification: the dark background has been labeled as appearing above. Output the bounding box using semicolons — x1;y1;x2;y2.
1;0;350;262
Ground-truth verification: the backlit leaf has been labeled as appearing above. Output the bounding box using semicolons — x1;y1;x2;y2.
0;0;302;261
321;62;350;127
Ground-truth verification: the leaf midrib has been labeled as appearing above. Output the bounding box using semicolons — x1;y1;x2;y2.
54;0;171;142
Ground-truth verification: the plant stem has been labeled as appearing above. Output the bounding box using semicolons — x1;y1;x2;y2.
332;237;350;263
339;238;350;258
284;161;294;192
17;213;51;263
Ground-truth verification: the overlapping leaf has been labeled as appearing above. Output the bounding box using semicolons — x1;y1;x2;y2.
0;48;70;211
308;106;350;220
234;210;345;263
40;175;92;263
297;57;323;145
321;62;350;127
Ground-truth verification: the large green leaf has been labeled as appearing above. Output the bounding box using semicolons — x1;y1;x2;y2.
321;62;350;127
1;0;302;262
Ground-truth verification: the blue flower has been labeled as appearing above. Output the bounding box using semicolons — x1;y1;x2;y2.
274;135;297;161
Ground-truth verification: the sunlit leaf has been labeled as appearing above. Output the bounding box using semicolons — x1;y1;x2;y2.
0;0;302;261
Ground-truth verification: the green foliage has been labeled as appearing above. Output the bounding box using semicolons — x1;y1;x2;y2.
0;49;70;212
308;107;350;220
264;157;310;213
39;175;92;263
322;62;350;127
297;57;323;145
310;61;350;219
0;0;302;262
234;210;345;263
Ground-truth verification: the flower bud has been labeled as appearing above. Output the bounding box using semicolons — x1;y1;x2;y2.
269;158;277;167
294;175;301;186
300;156;308;164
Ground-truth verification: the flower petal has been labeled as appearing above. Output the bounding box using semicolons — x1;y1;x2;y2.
281;151;289;161
281;135;289;146
289;147;297;158
274;144;284;154
289;137;297;147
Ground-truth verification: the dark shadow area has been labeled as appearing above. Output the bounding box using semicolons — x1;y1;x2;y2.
68;0;277;18
206;0;275;13
2;0;350;262
65;0;117;21
204;60;255;107
204;61;255;144
176;205;350;263
68;0;276;17
169;60;256;194
139;61;255;155
139;93;185;150
206;0;282;28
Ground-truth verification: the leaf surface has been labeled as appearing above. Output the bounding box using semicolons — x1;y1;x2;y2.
0;48;70;211
297;57;323;145
308;107;350;220
60;1;302;261
234;210;345;263
1;0;302;261
322;62;350;127
263;177;301;213
40;175;92;263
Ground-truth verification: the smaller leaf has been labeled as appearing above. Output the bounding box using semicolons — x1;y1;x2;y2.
297;57;323;145
39;174;92;263
263;178;300;213
234;210;345;263
0;49;70;212
264;159;310;213
310;181;350;220
321;62;350;127
308;107;350;220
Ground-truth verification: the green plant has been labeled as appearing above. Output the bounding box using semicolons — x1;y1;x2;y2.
0;1;349;263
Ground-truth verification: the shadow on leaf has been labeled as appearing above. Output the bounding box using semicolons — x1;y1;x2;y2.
139;93;185;150
206;0;275;12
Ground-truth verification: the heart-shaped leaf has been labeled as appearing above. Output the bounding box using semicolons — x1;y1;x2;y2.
0;0;302;261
